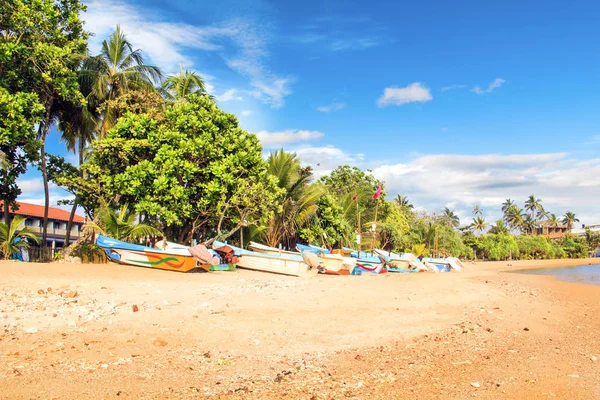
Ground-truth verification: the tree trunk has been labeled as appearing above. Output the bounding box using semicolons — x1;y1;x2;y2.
64;138;85;247
2;198;11;228
40;98;54;248
64;198;78;246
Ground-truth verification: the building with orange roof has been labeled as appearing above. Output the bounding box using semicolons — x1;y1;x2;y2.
0;201;86;247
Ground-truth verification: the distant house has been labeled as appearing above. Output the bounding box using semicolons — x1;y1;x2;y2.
572;223;600;237
533;220;569;239
0;201;86;248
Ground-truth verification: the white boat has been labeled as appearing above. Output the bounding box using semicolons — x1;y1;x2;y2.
213;241;318;277
250;241;355;274
373;249;429;272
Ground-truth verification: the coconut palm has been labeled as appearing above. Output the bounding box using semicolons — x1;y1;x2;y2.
562;211;580;232
83;204;161;241
161;64;212;102
0;216;40;260
262;149;322;248
442;207;460;229
472;205;482;216
524;195;543;221
83;25;162;136
547;213;559;227
522;214;536;235
501;198;514;214
488;219;509;235
394;194;413;211
470;216;488;233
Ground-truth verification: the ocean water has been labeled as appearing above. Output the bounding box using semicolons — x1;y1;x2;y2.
514;265;600;286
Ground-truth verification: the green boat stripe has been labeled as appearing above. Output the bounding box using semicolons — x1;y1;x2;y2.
125;257;180;266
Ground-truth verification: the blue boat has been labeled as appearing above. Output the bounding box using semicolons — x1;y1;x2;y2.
296;243;331;255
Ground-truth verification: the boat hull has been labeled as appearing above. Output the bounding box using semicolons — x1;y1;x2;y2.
237;254;318;277
104;248;198;272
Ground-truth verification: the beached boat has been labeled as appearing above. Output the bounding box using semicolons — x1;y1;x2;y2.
213;241;318;277
96;235;198;272
296;243;331;255
250;241;355;275
373;249;429;272
351;262;387;275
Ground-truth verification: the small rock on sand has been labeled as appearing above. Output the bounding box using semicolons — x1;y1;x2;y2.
471;382;481;388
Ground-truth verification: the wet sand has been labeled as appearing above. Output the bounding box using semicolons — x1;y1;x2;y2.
1;258;600;399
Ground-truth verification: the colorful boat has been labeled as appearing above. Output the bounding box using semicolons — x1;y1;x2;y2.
296;243;331;255
250;241;355;274
213;241;318;277
96;235;198;272
374;249;429;272
351;263;387;275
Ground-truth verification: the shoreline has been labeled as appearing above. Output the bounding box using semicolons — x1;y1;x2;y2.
1;258;600;398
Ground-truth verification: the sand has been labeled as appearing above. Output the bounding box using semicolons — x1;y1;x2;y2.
1;258;600;399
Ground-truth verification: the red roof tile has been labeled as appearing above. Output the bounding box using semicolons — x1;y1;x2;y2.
0;201;86;223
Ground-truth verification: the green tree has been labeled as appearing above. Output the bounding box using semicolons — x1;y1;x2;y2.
547;213;559;228
394;194;413;211
84;25;162;135
300;194;353;248
501;198;514;215
562;211;580;232
0;215;40;260
0;89;43;225
472;205;482;216
1;0;88;247
161;64;211;102
83;204;160;241
488;219;509;235
442;206;460;228
62;94;282;244
470;216;488;233
524;195;543;223
263;149;322;248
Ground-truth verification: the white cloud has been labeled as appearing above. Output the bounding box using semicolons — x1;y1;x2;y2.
372;153;600;226
377;83;433;107
316;102;346;113
256;130;324;147
215;89;243;102
294;145;358;178
240;110;252;117
441;84;467;92
83;1;293;108
473;78;506;95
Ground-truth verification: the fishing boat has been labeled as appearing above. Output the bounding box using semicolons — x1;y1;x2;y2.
373;249;429;272
248;241;298;256
96;235;198;272
296;243;331;255
351;262;386;275
250;241;354;275
213;241;318;277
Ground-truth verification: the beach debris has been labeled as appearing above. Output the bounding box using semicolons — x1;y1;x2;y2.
152;338;168;347
132;304;139;312
591;355;597;362
355;381;364;389
523;327;530;331
24;327;38;334
63;290;78;298
567;374;580;378
470;382;480;388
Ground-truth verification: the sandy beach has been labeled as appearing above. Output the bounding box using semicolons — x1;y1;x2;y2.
1;258;600;399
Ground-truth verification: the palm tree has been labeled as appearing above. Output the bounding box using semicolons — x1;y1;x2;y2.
562;211;580;232
263;150;322;248
501;198;514;215
161;64;212;102
394;194;413;211
83;204;161;241
83;25;162;136
472;205;482;216
0;216;40;260
442;207;460;229
524;195;543;222
547;213;559;227
488;219;509;235
470;216;488;233
522;214;536;235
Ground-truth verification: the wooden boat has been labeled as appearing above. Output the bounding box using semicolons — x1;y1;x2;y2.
351;263;386;275
250;241;355;275
213;241;318;277
96;235;198;272
248;241;298;256
374;249;428;271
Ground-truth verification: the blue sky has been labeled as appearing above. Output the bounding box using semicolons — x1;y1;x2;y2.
22;0;600;226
